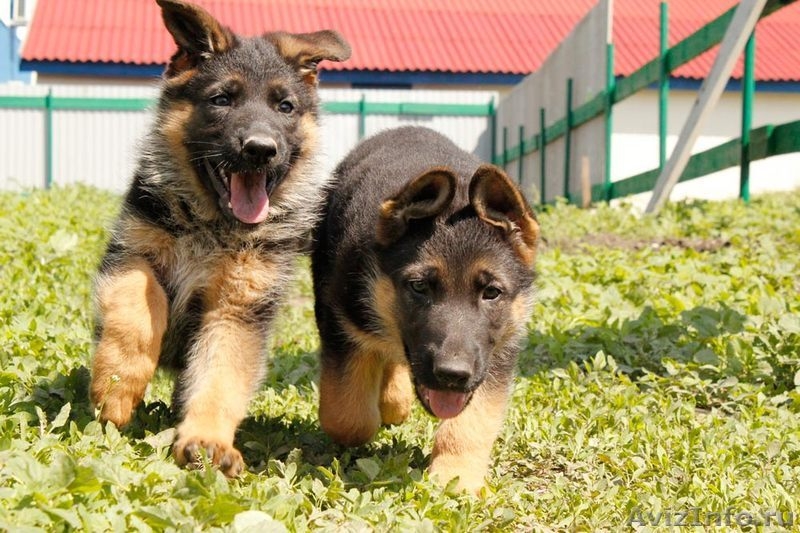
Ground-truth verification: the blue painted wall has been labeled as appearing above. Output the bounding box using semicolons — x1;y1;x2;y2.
1;20;31;82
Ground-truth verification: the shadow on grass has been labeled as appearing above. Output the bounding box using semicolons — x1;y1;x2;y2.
23;353;426;491
24;365;96;429
22;365;176;438
38;302;774;490
236;413;428;483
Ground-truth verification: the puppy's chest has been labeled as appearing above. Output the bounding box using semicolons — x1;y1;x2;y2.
162;235;286;312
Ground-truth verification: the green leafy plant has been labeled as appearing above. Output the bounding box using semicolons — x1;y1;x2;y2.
1;185;798;531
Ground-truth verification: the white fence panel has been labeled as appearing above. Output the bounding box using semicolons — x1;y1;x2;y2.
53;109;153;191
1;84;496;192
317;113;360;177
0;107;45;190
0;84;48;189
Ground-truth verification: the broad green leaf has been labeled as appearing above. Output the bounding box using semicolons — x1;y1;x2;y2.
50;403;71;430
356;458;381;481
233;510;287;533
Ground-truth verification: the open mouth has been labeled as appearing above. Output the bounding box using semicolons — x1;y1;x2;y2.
203;159;276;225
416;383;474;419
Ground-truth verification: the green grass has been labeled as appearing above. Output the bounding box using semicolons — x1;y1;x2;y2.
1;185;799;531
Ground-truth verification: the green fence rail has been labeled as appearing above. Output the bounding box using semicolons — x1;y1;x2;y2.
494;0;800;206
596;120;800;199
0;93;494;189
0;94;493;116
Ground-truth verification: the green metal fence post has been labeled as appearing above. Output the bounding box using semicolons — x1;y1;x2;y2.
564;78;573;203
740;32;755;203
659;1;670;171
44;88;53;189
518;124;525;185
489;97;497;165
539;107;546;205
358;94;366;140
502;127;508;168
604;43;615;202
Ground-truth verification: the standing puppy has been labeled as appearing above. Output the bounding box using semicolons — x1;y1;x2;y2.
89;0;350;476
312;126;539;493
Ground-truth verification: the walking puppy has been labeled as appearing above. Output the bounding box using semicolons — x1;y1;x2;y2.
89;0;350;476
312;126;539;493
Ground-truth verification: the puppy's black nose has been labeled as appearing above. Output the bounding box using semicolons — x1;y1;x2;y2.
433;358;474;389
241;136;278;165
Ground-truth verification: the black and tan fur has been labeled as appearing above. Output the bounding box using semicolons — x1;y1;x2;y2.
89;0;350;476
312;126;539;493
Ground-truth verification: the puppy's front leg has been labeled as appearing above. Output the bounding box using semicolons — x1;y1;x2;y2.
429;382;511;494
91;256;168;427
172;251;278;477
172;312;266;477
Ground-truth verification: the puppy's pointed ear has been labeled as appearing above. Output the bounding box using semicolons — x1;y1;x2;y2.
469;164;539;266
267;30;351;86
377;168;457;246
156;0;235;77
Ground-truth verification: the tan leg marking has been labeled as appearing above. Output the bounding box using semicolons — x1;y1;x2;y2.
379;361;414;425
319;350;384;447
429;383;510;494
172;250;278;477
172;318;262;477
90;257;168;427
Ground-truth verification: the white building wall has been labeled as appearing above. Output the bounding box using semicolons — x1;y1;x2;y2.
612;88;800;207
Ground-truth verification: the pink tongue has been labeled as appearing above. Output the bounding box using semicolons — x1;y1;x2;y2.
230;172;270;224
427;389;469;419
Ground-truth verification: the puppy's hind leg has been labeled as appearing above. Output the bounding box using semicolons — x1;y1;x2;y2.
379;360;414;426
90;257;168;427
319;350;383;447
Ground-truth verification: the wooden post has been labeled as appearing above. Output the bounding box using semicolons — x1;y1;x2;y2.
645;0;768;214
581;156;591;208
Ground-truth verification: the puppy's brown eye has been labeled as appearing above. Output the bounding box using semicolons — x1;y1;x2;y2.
210;94;231;106
482;286;502;300
278;100;294;113
409;279;429;294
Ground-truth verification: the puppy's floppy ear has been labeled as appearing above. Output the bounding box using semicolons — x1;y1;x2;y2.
469;164;540;266
156;0;235;77
376;168;457;246
266;30;352;86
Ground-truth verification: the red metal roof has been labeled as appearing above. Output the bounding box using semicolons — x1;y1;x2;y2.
21;0;800;82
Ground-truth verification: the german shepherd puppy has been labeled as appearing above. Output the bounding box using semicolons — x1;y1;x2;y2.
89;0;350;476
312;126;539;493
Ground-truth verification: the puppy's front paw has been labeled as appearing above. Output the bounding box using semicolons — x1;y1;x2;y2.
429;454;486;495
173;436;244;477
90;373;144;428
